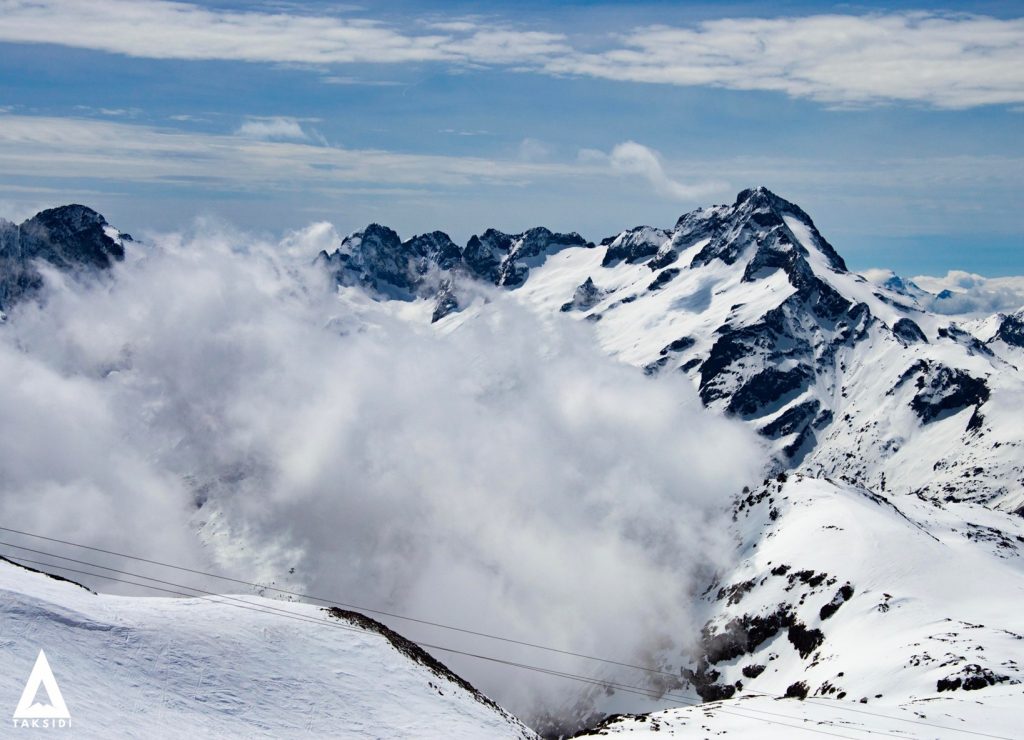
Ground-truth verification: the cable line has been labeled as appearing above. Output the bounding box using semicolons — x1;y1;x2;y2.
2;548;937;740
0;528;1013;740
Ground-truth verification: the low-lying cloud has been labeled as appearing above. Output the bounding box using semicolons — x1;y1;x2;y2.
0;222;764;727
912;270;1024;316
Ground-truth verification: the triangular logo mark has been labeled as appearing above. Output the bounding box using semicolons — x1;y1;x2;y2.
12;650;70;720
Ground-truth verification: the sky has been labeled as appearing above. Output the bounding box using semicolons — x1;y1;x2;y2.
0;0;1022;275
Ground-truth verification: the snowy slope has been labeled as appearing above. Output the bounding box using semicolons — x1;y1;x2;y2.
0;558;536;739
578;689;1022;738
580;475;1024;738
509;188;1024;512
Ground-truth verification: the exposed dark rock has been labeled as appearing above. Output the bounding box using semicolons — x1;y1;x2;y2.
689;187;846;273
909;365;990;424
642;356;670;376
659;336;696;355
741;664;766;679
0;205;126;310
0;554;95;593
716;579;756;606
646;267;680;292
702;606;795;666
431;278;459;323
727;366;812;419
819;583;855;621
760;400;821;439
936;664;1011;692
785;681;810;699
600;226;669;267
560;277;605;312
937;324;994;357
892;317;928;344
991;311;1024;348
787;623;824;659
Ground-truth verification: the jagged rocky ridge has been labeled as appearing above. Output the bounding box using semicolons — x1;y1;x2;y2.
314;187;1024;513
316;223;591;318
0;204;129;312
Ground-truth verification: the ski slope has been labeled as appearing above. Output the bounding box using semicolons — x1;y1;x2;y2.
0;558;536;739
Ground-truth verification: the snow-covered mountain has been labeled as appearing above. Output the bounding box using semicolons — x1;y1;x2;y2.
0;557;535;739
576;473;1024;738
317;187;1024;513
2;191;1023;737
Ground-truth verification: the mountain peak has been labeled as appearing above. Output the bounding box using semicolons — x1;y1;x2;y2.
682;187;847;275
0;204;126;311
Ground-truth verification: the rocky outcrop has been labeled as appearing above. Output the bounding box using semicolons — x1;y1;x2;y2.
0;205;127;311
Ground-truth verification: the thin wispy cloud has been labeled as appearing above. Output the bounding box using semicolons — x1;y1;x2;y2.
236;117;309;141
580;142;727;202
0;2;1022;108
0;0;559;66
0;115;584;190
550;14;1024;109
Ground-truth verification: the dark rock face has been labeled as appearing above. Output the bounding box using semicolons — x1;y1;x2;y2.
600;227;669;267
901;362;991;424
991;312;1024;348
0;205;126;310
785;681;810;699
324;223;592;302
892;317;928;344
322;224;465;299
936;664;1011;693
689;187;847;274
431;278;460;323
686;603;825;701
560;277;604;313
659;336;696;356
462;229;512;285
465;227;591;287
760;400;821;440
938;324;994;358
819;583;855;621
646;267;680;292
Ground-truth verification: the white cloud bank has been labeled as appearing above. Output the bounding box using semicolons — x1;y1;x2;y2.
913;270;1024;316
550;14;1024;109
0;224;765;726
1;2;1022;108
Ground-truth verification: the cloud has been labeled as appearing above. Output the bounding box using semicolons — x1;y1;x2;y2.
0;115;585;191
0;223;764;728
517;137;551;162
235;117;309;141
1;3;1023;108
590;141;728;201
320;75;403;86
550;13;1024;109
0;0;558;66
911;270;1024;316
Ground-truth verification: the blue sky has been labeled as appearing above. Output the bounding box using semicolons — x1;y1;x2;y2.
0;0;1022;276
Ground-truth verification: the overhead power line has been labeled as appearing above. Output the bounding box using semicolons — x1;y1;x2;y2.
0;526;1013;740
